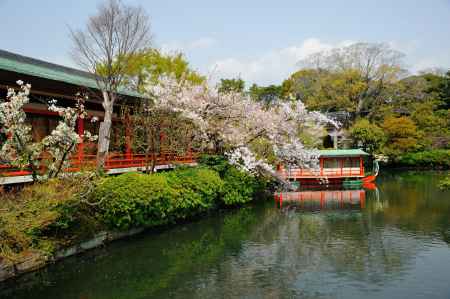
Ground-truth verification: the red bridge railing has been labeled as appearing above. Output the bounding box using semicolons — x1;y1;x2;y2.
0;152;197;177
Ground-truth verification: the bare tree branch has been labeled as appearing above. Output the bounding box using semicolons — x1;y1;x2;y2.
69;0;152;171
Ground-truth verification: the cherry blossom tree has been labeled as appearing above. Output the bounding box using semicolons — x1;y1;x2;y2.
145;76;338;176
0;81;97;181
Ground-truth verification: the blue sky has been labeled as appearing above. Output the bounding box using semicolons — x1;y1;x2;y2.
1;0;449;85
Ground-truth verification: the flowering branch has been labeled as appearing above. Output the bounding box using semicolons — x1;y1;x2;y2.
0;82;97;181
145;76;338;177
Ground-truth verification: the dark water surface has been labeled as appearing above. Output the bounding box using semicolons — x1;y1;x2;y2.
2;171;450;299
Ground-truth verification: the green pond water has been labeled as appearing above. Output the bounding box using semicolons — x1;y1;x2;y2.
1;171;450;299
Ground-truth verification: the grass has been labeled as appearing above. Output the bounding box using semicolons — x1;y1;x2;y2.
0;175;102;262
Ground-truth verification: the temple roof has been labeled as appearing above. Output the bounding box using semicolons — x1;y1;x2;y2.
0;49;140;98
319;149;369;157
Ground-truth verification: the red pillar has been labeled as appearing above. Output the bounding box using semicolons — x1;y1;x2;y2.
77;117;84;164
320;158;324;176
124;115;132;160
359;157;364;176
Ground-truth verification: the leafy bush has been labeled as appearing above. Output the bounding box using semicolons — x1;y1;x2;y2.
198;154;267;205
92;173;178;230
438;174;450;190
165;167;224;217
92;168;224;230
221;166;261;205
396;150;450;168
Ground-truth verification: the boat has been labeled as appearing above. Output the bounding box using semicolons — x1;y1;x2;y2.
276;149;379;188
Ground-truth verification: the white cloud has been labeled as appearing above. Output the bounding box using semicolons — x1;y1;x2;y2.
387;40;450;74
207;38;354;86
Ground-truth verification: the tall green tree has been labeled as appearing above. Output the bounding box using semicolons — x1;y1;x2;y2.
123;49;205;92
282;69;367;112
218;78;245;94
296;42;406;117
349;119;386;154
437;71;450;109
382;116;422;156
249;84;283;105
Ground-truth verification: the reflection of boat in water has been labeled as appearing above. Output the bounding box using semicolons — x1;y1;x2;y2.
276;149;380;188
275;188;374;210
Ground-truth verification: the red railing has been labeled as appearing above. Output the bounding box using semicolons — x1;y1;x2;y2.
278;167;363;179
0;152;197;177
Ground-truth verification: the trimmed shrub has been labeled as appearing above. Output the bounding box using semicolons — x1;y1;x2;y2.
92;168;224;230
198;154;267;206
92;173;178;230
165;167;224;218
221;166;261;205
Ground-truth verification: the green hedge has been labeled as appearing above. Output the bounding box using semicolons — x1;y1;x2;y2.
92;168;224;230
165;167;224;218
198;154;267;205
91;159;268;230
395;150;450;168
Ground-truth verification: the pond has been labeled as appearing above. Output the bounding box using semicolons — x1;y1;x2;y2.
1;171;450;299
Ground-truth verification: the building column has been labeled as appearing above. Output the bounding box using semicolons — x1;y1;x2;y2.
124;114;132;160
332;129;338;149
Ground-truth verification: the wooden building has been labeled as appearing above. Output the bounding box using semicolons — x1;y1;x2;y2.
277;149;376;187
0;49;194;184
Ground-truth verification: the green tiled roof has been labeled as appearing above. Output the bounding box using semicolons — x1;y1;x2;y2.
319;149;369;157
0;49;140;98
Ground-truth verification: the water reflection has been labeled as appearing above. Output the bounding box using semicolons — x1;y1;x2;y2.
274;189;370;210
1;171;450;299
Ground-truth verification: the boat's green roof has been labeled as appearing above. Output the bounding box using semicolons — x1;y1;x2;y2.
319;149;369;157
0;49;141;98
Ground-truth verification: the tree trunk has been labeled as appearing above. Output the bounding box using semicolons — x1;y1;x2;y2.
97;91;115;172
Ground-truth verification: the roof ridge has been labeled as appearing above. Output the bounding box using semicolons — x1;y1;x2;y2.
0;49;142;98
0;49;94;80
